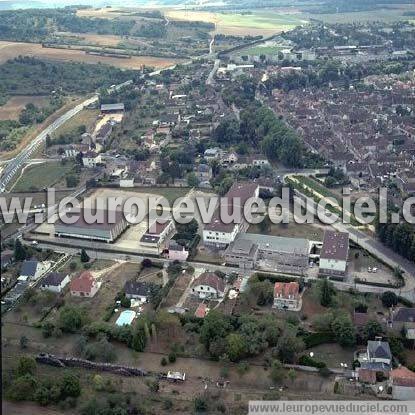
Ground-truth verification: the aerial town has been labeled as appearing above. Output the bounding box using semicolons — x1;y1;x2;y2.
0;1;414;414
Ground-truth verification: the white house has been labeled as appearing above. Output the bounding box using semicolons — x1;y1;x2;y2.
366;339;392;367
319;230;349;278
124;281;152;302
203;182;259;249
18;260;49;282
167;240;189;261
191;272;225;299
40;272;70;293
82;151;102;168
120;177;134;188
204;147;221;160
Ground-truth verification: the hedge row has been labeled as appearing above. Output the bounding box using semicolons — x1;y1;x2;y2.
303;332;335;349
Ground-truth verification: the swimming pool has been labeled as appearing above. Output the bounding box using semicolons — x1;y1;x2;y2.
115;310;136;326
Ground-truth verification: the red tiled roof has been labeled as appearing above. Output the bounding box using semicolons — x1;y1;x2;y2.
357;368;377;384
70;271;95;294
274;282;299;300
391;366;415;387
195;303;208;318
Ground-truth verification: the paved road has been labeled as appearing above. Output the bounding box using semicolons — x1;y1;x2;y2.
292;189;415;285
0;96;98;192
206;59;220;86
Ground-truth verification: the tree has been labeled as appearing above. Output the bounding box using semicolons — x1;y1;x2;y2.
226;333;247;362
200;311;231;351
60;372;81;398
364;320;383;340
276;331;305;363
14;238;27;261
381;291;398;308
80;249;89;263
331;314;356;347
320;278;334;307
269;360;285;384
58;305;85;333
187;172;199;188
20;335;28;349
8;374;38;401
17;356;36;376
288;368;297;384
194;396;208;412
66;175;79;188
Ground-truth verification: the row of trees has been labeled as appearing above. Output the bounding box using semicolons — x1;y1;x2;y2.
0;8;135;42
377;221;415;262
0;57;138;96
5;356;81;406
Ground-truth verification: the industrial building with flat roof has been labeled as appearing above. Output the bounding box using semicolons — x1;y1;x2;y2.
225;234;310;273
55;209;129;243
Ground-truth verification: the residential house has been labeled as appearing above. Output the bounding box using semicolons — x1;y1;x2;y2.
204;147;221;161
64;143;89;158
18;260;48;282
273;282;300;310
196;164;212;182
95;122;112;144
319;230;349;278
390;366;415;400
0;250;14;270
82;151;102;168
194;303;209;318
167;240;189;261
124;281;153;302
70;271;100;298
366;339;392;366
391;308;415;340
191;272;225;299
40;272;70;293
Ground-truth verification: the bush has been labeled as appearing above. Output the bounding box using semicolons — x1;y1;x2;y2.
303;332;335;348
298;355;326;369
168;352;177;363
161;357;167;366
319;367;331;377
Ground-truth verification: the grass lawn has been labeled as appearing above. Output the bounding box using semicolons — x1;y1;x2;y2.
166;9;307;36
237;45;287;56
218;11;306;29
12;161;76;192
52;108;99;139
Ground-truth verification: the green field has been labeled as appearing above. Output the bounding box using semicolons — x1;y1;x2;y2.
12;161;75;192
218;11;307;30
237;44;287;56
166;9;307;36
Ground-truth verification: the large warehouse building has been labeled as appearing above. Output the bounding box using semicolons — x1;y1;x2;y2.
225;234;310;273
55;209;129;243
